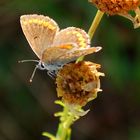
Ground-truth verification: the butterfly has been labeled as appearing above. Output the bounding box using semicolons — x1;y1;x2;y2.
20;14;101;81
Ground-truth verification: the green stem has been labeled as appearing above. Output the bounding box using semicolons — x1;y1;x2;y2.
88;10;104;39
56;106;75;140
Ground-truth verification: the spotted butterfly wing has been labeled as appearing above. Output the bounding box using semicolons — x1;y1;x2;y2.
20;14;59;58
52;27;90;49
42;45;101;64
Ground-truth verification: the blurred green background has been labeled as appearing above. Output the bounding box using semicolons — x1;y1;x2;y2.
0;0;140;140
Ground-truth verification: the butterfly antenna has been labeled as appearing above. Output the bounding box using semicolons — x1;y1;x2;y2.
18;60;39;63
29;65;38;82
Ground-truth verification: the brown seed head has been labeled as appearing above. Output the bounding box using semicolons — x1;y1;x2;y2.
89;0;140;15
56;61;104;106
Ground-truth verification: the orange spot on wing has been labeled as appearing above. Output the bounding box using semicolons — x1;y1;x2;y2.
59;44;73;50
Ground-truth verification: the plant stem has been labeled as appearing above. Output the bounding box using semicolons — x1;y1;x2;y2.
88;10;104;39
56;106;75;140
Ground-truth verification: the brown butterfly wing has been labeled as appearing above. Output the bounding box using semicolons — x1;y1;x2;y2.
52;27;90;49
57;47;102;63
20;14;59;58
41;44;75;63
42;44;101;64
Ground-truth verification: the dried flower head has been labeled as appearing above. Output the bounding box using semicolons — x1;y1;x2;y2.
89;0;140;15
89;0;140;28
56;61;104;107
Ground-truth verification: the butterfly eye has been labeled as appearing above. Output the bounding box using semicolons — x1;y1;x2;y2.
40;63;45;69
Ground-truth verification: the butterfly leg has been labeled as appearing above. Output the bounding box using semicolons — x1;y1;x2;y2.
47;71;56;79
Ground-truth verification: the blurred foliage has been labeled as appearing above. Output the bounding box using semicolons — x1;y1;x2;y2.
0;0;140;140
